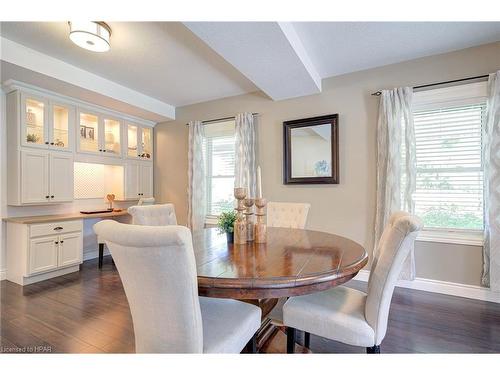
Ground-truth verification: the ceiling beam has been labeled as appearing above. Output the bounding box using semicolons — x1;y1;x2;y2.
184;22;321;101
0;37;176;120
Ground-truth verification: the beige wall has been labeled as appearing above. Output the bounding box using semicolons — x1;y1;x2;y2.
155;42;500;287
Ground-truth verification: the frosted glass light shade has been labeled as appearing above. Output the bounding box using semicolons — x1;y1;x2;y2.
69;21;111;52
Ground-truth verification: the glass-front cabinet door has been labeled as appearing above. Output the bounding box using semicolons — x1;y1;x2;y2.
21;93;48;148
103;118;122;156
78;111;100;154
50;103;74;151
127;124;139;158
126;123;153;161
141;127;152;160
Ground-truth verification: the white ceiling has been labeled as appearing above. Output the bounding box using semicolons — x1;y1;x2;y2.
185;22;322;101
0;22;257;107
1;21;499;118
292;22;500;78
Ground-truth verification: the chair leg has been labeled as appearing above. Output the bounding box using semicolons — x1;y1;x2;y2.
98;243;104;269
287;327;296;354
304;331;310;349
244;334;257;354
366;345;380;354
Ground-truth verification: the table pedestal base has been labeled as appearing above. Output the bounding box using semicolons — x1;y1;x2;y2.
241;298;311;353
260;327;312;354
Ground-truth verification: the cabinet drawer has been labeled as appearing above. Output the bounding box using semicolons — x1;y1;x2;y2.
30;220;83;238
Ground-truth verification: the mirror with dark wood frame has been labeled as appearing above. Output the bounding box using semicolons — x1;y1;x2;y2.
283;114;339;184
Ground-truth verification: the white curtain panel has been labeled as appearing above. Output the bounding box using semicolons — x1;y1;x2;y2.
187;120;206;231
482;71;500;290
235;113;257;197
374;87;417;280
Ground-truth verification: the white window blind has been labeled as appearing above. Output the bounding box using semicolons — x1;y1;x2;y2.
411;102;486;230
203;120;236;216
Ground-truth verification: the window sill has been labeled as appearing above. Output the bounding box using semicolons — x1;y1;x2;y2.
417;230;483;247
205;216;218;226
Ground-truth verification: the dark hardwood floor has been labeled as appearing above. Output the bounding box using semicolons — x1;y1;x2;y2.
1;256;500;353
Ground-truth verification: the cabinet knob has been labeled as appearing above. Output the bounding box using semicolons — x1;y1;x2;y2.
51;195;54;198
55;241;59;244
54;227;63;231
45;195;50;199
103;149;107;152
45;142;49;145
60;240;64;244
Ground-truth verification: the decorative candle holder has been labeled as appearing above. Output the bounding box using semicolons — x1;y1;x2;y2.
233;187;247;244
244;198;255;242
254;198;267;243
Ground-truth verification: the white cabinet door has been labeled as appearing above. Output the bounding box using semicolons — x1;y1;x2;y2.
125;162;140;199
102;117;122;157
125;123;140;159
28;236;59;275
50;153;74;202
49;101;75;152
20;93;49;149
58;232;82;267
21;150;50;204
77;110;101;155
141;164;153;198
140;127;153;161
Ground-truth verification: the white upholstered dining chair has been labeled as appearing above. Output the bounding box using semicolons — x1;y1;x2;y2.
266;202;311;330
283;211;423;353
267;202;311;229
127;203;177;226
93;220;262;353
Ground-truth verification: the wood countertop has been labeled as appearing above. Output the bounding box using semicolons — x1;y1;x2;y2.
3;210;130;224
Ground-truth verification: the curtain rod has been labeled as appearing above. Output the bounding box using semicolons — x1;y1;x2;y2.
370;74;490;96
185;113;259;126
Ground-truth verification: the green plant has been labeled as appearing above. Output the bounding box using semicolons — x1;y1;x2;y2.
26;133;39;143
217;210;237;234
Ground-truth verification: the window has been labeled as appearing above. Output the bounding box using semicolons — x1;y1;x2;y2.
203;120;236;217
409;82;487;234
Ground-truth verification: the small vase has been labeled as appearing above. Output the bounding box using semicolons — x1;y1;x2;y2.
226;232;234;243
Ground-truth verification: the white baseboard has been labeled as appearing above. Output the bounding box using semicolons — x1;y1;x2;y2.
354;270;500;303
0;269;6;281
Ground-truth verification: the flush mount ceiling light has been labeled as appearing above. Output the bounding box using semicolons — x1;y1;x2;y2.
68;21;111;52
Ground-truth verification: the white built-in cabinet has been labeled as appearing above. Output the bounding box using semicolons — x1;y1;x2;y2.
7;219;83;285
16;150;74;205
6;83;155;206
125;161;154;199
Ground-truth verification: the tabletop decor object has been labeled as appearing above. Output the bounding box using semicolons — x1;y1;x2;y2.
217;210;237;243
254;198;267;243
244;198;255;241
106;194;115;211
234;187;248;244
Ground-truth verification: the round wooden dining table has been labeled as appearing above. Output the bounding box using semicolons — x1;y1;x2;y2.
192;226;368;352
193;226;368;299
